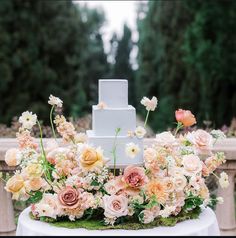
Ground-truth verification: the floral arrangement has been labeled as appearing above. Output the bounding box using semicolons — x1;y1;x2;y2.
1;95;229;229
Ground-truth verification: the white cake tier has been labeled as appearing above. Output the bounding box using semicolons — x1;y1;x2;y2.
92;105;136;136
87;130;143;168
98;79;128;108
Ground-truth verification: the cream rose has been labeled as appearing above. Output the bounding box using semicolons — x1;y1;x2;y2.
155;132;177;147
173;175;187;191
79;147;104;171
182;154;202;176
103;195;128;219
187;129;213;155
5;148;21;166
5;174;24;193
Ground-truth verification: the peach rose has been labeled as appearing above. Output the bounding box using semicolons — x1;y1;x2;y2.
123;166;148;188
104;176;126;195
187;129;213;155
5;174;24;193
182;154;202;176
58;186;80;209
27;178;43;191
103;195;128;218
144;147;160;175
175;109;196;127
5;148;21;166
79;147;104;171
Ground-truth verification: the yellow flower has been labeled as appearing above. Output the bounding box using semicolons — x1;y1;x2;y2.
79;147;104;171
24;163;43;178
5;174;24;193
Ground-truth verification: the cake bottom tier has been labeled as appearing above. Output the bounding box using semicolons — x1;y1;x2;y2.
86;130;143;168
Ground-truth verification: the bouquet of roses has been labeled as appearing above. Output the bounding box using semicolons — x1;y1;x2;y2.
1;95;228;228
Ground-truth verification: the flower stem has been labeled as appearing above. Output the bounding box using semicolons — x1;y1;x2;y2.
144;110;150;128
112;128;121;176
50;106;57;140
37;120;52;182
174;122;184;137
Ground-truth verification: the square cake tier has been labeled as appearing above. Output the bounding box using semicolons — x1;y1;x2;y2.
92;105;136;136
98;79;128;108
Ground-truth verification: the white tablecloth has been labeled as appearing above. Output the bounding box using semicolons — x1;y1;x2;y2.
16;207;220;236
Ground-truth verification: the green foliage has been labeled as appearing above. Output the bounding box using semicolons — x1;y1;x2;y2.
27;191;43;204
29;207;201;230
0;0;109;124
183;193;203;211
136;0;236;131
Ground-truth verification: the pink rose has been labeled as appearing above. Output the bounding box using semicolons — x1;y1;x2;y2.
58;186;80;209
103;194;128;218
182;154;202;176
187;129;213;155
123;166;148;188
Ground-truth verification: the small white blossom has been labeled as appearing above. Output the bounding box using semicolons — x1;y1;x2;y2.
125;143;141;159
48;94;63;107
219;172;229;188
217;197;224;204
19;111;37;130
135;126;146;138
159;205;176;218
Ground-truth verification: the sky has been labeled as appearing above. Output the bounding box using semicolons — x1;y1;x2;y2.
74;0;141;68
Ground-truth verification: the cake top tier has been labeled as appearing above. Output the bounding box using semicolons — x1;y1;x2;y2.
98;79;128;108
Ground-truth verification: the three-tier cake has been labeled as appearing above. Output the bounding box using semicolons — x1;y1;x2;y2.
87;79;143;167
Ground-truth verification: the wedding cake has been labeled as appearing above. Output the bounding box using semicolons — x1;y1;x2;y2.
86;79;143;167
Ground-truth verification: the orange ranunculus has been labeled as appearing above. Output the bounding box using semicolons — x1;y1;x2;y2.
146;180;168;204
175;109;196;127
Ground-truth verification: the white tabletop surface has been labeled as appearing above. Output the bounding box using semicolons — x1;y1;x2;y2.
16;207;220;236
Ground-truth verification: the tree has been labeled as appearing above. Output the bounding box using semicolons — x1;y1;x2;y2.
0;0;109;124
136;0;236;131
108;24;135;105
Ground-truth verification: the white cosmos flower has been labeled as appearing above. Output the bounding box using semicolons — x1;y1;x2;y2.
140;96;158;111
48;94;63;107
135;126;146;138
125;143;141;159
19;111;37;130
219;172;229;188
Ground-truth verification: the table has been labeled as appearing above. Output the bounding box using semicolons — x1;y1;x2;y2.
16;207;220;236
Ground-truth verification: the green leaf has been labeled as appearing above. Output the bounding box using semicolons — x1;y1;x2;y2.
27;191;43;204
